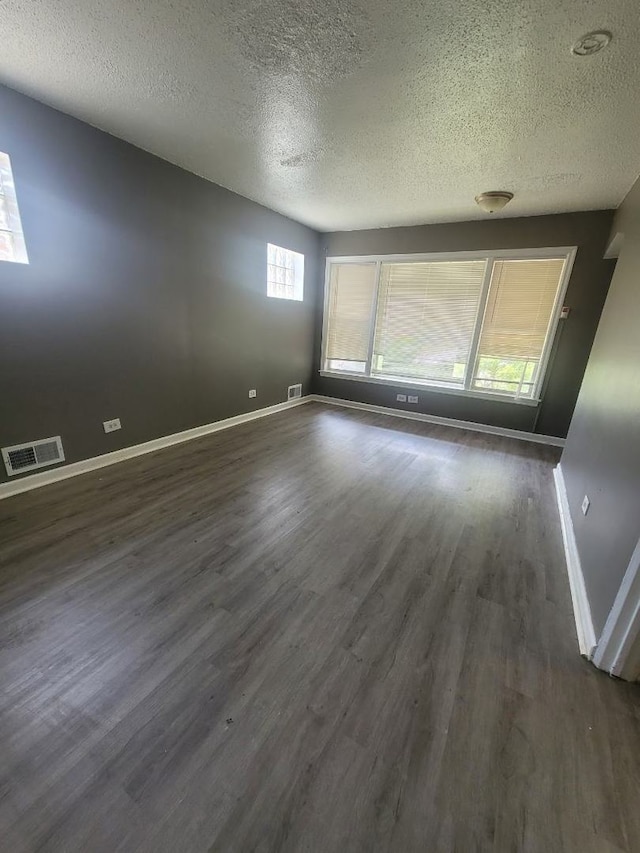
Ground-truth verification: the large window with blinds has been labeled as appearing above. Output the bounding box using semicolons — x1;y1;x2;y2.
321;249;575;402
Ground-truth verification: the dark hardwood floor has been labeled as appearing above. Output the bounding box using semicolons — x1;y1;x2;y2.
1;402;639;852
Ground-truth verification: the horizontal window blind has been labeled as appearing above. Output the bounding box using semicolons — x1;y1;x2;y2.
371;260;486;383
471;258;565;396
325;263;377;371
476;259;565;359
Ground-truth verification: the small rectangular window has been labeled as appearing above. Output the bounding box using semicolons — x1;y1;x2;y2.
267;243;304;301
0;152;28;264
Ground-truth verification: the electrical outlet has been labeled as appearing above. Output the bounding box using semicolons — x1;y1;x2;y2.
248;389;257;398
581;495;590;516
103;418;121;434
408;395;418;404
396;393;407;402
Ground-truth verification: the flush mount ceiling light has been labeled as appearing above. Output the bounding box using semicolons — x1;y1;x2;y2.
475;191;513;214
571;30;612;56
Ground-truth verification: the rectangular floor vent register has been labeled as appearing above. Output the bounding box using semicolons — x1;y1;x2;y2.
2;436;65;476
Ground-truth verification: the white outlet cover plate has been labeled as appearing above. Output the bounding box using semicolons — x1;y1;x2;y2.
249;389;257;398
103;418;121;433
582;495;590;515
396;394;407;402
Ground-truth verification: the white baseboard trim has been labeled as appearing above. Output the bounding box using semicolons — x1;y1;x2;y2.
552;463;597;658
0;397;310;501
592;537;640;680
0;394;564;501
309;395;565;447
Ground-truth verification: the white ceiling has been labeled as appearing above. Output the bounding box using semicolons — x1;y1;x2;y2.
2;0;640;231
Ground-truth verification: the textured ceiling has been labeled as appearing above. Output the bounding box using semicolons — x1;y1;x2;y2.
2;0;640;230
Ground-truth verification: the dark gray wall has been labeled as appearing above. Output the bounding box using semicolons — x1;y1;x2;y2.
561;177;640;636
0;85;320;482
313;213;616;437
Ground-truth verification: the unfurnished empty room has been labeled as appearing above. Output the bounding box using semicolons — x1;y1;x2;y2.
1;2;640;852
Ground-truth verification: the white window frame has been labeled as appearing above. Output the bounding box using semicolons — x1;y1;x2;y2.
267;243;304;301
320;246;577;406
0;151;28;264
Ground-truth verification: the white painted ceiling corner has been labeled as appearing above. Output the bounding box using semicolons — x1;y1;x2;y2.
1;0;639;231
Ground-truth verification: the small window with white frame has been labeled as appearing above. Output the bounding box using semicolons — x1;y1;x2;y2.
267;243;304;301
0;152;28;264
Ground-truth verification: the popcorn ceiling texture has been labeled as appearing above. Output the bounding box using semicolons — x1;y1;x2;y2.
223;0;373;81
1;0;639;230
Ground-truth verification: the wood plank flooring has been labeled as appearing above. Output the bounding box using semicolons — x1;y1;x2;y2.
1;401;639;852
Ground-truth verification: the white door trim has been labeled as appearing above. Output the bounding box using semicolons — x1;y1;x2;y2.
592;537;640;681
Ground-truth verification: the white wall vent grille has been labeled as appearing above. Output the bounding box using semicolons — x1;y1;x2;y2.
287;383;303;400
2;436;65;476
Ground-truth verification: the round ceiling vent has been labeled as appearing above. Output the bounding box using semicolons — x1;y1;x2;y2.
571;30;612;56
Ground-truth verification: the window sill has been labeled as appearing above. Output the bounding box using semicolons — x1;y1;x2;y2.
318;370;541;407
